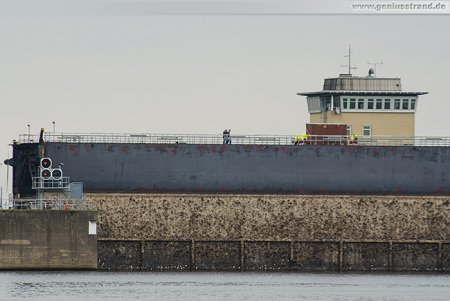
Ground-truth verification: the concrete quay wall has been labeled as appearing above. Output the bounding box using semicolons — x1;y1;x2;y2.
90;194;450;272
0;210;98;270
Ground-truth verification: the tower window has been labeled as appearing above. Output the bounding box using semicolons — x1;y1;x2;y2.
376;99;382;109
368;99;374;109
358;98;364;109
394;99;400;109
384;99;391;110
402;99;409;110
349;98;356;109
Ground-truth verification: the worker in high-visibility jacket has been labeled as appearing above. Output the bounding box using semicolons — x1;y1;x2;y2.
301;133;308;144
294;135;301;145
350;134;358;144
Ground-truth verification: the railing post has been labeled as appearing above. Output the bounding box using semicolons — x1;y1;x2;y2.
389;240;393;272
191;239;195;271
240;240;245;272
141;239;145;271
290;240;294;271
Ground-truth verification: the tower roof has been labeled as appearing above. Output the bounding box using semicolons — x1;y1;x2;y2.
298;75;428;96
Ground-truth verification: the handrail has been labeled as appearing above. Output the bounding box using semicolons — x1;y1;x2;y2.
11;198;93;210
14;132;450;147
32;177;71;189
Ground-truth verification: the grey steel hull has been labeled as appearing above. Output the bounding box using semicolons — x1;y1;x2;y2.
9;142;450;196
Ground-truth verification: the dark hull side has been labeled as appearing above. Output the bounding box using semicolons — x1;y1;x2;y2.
9;142;450;196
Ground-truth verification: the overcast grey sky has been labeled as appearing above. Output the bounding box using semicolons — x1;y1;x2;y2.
1;1;450;196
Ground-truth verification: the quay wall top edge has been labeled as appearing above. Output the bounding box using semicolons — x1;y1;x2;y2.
85;193;450;200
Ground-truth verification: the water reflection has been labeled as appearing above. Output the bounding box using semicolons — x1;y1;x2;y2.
1;271;449;300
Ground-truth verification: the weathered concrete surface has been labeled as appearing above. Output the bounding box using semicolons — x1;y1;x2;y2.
195;241;241;271
392;243;439;272
443;243;450;272
144;241;191;271
98;240;450;272
293;242;339;272
0;210;98;270
98;240;141;271
89;194;449;241
244;241;291;271
343;242;390;272
92;193;449;272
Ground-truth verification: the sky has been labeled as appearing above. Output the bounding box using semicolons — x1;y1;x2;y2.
1;1;450;198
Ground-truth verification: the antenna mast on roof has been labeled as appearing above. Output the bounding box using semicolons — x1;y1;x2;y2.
367;61;383;78
341;44;357;75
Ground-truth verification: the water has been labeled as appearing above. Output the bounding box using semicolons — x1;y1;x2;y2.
0;271;449;301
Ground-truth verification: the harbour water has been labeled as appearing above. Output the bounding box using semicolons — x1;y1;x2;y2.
0;271;449;300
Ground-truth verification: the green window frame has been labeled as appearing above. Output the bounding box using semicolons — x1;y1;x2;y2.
349;98;356;109
358;98;364;109
402;99;409;110
376;99;382;109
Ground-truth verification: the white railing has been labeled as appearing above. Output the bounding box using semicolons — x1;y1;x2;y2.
11;198;93;210
16;132;450;147
32;177;71;189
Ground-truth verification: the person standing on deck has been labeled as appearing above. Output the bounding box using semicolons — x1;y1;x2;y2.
223;129;231;144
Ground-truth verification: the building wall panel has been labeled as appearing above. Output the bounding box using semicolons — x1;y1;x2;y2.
310;112;415;136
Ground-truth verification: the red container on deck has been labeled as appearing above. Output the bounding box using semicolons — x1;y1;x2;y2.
305;123;348;145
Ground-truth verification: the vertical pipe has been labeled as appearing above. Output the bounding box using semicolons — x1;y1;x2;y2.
339;240;343;272
240;240;245;272
331;94;334;112
290;241;294;271
191;239;195;271
438;242;442;272
322;98;327;123
141;239;145;271
389;241;393;272
6;146;9;201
